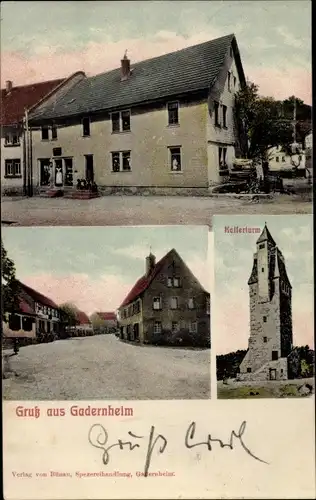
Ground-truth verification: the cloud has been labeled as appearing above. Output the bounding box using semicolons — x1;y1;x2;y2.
276;26;307;50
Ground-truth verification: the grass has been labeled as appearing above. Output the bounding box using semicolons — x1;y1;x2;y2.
218;380;314;399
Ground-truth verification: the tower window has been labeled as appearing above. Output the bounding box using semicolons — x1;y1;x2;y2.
263;336;267;343
272;351;278;361
261;267;264;272
247;367;252;373
259;243;265;249
263;316;267;322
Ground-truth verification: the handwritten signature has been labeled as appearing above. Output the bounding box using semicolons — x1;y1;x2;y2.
88;420;268;477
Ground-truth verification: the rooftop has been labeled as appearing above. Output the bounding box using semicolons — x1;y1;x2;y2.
17;281;59;309
30;33;245;122
1;78;65;126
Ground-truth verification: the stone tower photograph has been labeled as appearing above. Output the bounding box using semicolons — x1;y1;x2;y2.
214;214;314;399
238;223;293;381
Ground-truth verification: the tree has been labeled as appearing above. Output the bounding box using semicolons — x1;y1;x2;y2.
1;240;19;315
234;81;293;164
58;303;80;330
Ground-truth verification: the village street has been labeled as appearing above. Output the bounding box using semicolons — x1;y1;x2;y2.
2;335;211;400
1;192;312;227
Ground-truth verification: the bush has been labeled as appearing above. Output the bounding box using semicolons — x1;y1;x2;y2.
148;328;210;348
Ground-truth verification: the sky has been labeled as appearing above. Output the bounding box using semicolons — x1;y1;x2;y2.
2;225;210;316
0;1;312;104
213;215;314;354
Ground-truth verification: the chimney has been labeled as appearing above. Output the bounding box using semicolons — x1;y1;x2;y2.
145;252;156;277
5;80;13;93
121;51;130;81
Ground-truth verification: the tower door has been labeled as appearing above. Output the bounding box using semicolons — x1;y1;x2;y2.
269;368;277;380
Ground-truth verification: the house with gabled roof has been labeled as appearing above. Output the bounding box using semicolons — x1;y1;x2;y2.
28;33;246;196
68;310;93;337
90;312;117;334
1;72;86;196
117;249;210;347
2;280;61;343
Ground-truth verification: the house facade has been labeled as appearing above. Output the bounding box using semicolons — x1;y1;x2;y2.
3;281;61;343
28;34;245;195
118;249;210;346
268;145;306;173
90;312;117;334
69;310;93;337
239;225;293;381
1;72;86;196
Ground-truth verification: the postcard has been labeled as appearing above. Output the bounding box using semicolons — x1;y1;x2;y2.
1;0;314;499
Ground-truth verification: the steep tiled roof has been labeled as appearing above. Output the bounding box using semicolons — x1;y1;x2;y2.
1;78;65;126
30;33;243;122
256;224;276;246
76;311;91;325
97;312;117;321
17;281;59;309
119;248;200;308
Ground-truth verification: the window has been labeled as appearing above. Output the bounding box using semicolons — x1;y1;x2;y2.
282;156;285;162
263;336;268;343
168;102;179;125
263;316;267;323
153;297;162;310
188;298;195;309
247;367;252;373
82;117;90;136
111;110;131;132
272;351;278;361
222;105;227;128
259;243;265;249
121;111;130;131
189;321;197;333
41;126;49;140
173;277;180;287
5;159;21;177
276;156;279;163
218;147;227;170
233;75;237;87
171;322;178;332
111;151;131;172
170;297;178;310
214;101;220;127
227;72;231;92
261;267;264;272
4;131;19;146
169;147;182;172
51;124;57;140
154;321;162;334
298;155;302;161
167;277;180;287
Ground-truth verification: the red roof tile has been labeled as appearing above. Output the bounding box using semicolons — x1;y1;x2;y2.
76;311;91;325
120;249;175;308
97;312;117;321
1;78;65;126
18;281;59;309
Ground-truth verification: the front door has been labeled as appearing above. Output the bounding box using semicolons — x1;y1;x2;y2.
133;323;140;342
269;368;277;380
85;155;94;182
54;159;63;187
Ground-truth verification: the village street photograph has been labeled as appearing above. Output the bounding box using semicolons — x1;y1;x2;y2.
2;225;211;400
0;1;313;227
213;214;314;399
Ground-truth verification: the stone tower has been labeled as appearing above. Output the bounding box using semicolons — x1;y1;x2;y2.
239;224;293;381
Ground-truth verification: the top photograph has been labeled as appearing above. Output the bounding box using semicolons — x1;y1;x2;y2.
1;0;312;227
